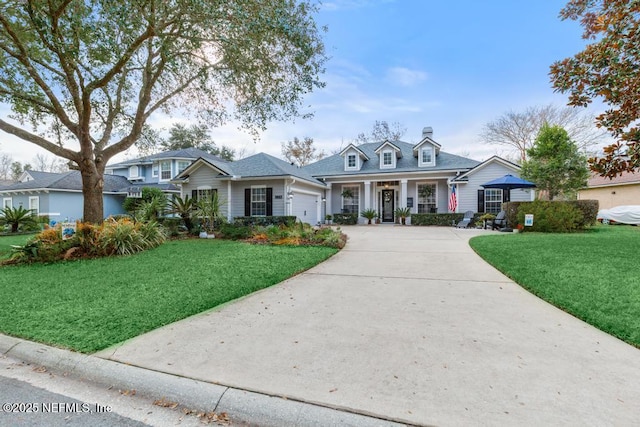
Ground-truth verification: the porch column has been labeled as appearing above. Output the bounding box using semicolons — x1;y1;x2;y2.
400;179;408;208
325;183;332;217
364;181;371;210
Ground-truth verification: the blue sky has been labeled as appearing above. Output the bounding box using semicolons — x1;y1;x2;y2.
2;0;600;164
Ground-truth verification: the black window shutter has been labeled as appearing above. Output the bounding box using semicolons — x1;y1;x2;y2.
191;189;197;200
502;189;510;203
244;188;251;216
477;189;485;213
266;188;273;216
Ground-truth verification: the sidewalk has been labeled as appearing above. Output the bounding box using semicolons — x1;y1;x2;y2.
93;226;640;426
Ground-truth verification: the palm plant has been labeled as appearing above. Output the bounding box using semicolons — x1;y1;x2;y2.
0;206;38;233
361;208;377;224
394;207;411;225
169;195;196;231
196;192;225;233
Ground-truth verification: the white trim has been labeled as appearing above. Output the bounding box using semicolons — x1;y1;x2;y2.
452;155;520;182
28;196;39;215
129;165;139;178
2;197;12;210
380;150;396;169
152;162;158;177
418;146;435;167
345;152;359;171
416;181;438;213
341;184;360;213
159;160;172;182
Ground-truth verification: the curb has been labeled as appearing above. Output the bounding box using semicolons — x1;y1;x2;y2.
0;334;406;427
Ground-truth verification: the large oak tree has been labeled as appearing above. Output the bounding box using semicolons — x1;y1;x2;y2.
550;0;640;178
0;0;326;222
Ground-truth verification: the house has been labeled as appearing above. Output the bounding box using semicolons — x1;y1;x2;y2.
0;170;131;221
174;127;532;224
303;127;531;223
578;171;640;209
105;148;227;197
173;152;326;225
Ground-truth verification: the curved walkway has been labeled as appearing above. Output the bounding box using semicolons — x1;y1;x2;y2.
97;226;640;426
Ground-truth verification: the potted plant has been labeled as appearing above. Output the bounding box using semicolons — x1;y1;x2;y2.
394;207;411;225
361;208;377;225
478;213;496;229
325;214;332;225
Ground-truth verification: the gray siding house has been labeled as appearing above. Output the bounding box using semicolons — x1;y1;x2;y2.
303;127;531;224
173;153;326;225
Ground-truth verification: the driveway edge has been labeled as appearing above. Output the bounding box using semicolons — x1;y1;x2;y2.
0;334;407;427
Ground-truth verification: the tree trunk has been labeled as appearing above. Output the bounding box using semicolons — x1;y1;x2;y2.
81;165;105;223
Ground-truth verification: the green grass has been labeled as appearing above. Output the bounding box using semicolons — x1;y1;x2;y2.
0;233;34;260
0;239;337;353
470;225;640;347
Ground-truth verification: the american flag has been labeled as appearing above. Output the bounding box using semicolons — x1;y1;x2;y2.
448;185;457;212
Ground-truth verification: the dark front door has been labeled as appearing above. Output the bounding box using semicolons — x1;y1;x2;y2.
382;189;394;222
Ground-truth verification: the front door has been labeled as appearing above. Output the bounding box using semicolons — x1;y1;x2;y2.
381;189;394;222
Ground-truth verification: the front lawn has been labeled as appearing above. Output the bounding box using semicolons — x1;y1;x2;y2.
470;225;640;347
0;233;34;260
0;239;337;353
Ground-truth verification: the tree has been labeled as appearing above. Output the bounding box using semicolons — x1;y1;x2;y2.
281;136;325;166
0;153;12;179
550;0;640;178
521;124;590;200
32;153;68;173
160;123;236;161
0;1;326;222
480;104;605;163
10;161;31;181
355;120;407;144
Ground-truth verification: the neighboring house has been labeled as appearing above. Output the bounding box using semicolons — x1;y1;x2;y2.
578;171;640;209
303;127;531;223
0;170;130;221
173;152;326;225
174;127;531;225
105;148;228;197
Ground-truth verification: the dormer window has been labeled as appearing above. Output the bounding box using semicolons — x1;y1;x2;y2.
419;146;435;167
129;165;139;178
347;154;357;168
383;152;393;166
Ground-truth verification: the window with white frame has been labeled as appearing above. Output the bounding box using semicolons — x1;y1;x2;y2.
420;147;433;165
2;198;12;210
341;185;359;214
193;187;215;202
382;151;393;167
485;188;503;214
29;196;39;215
160;161;172;180
129;165;139;178
347;154;357;169
152;163;158;177
177;160;191;174
251;187;267;216
417;183;437;213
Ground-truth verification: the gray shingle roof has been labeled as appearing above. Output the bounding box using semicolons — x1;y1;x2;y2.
107;148;227;168
226;153;325;186
0;171;131;193
303;140;480;177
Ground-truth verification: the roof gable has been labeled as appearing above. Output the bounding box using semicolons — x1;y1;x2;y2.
412;136;441;156
374;140;403;158
451;156;520;182
339;143;369;160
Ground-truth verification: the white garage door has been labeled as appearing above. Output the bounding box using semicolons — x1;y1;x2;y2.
292;193;318;225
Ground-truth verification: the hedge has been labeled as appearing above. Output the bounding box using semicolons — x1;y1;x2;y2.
233;216;297;227
411;213;469;226
332;213;358;225
504;199;598;231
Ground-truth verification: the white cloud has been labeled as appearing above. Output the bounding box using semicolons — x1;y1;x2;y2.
386;67;428;87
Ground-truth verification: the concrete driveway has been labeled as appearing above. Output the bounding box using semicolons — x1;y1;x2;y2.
96;226;640;426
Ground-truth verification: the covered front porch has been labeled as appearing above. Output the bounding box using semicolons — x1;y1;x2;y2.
323;178;453;224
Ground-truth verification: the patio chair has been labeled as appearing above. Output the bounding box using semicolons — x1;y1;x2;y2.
456;210;475;228
491;211;507;230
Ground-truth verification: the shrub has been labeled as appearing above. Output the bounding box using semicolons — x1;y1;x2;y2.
0;206;38;233
233;216;297;227
123;187;167;216
360;208;377;224
220;223;253;240
99;218;166;255
333;213;358;225
411;213;465;226
515;200;584;232
568;200;599;227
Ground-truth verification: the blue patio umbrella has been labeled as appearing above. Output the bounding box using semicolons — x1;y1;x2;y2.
481;174;536;202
